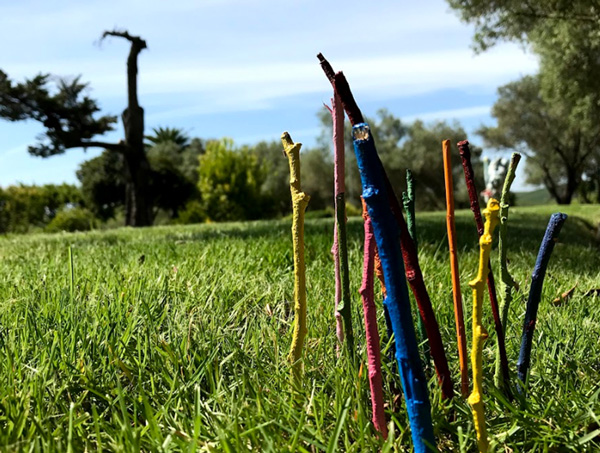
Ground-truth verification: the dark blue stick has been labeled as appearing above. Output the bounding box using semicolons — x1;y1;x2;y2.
352;123;435;453
516;213;567;394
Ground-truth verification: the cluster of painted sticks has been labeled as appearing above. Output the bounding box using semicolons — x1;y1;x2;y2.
280;54;568;453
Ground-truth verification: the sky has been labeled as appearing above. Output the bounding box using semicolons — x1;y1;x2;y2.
0;0;539;189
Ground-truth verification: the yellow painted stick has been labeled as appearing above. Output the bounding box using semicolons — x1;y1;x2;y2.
468;198;500;452
281;132;311;388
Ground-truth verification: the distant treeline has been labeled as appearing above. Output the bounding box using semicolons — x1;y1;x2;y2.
0;112;488;234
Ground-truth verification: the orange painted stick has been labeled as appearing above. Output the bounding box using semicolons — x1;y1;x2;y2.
442;140;469;397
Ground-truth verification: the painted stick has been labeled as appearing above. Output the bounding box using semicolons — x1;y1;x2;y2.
402;170;418;249
374;246;395;357
281;132;311;387
516;213;567;394
359;198;388;439
373;245;403;404
468;198;500;453
326;95;348;348
402;170;431;367
442;140;469;397
457;140;510;392
353;123;436;453
317;53;454;400
331;94;355;355
331;227;344;347
493;153;521;389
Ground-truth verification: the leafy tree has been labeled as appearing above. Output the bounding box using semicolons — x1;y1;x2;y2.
145;126;191;149
147;142;198;218
317;108;480;210
299;146;334;211
45;208;95;233
252;140;291;217
198;138;267;221
0;184;83;233
479;76;598;204
446;0;600;52
78;137;205;221
0;29;153;226
400;119;481;210
317;108;406;207
448;0;600;202
77;151;126;221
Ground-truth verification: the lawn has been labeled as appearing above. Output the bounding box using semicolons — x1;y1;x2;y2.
0;205;599;451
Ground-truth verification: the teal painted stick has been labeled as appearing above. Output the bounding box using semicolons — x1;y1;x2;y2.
402;170;430;366
494;153;521;389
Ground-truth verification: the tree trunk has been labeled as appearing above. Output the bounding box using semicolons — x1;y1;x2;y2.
595;167;600;203
103;30;151;227
544;166;578;205
122;104;152;226
556;168;578;205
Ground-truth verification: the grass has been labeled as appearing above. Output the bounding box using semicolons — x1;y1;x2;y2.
0;204;599;451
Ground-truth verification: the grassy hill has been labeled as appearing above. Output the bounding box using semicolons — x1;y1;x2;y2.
0;205;598;450
514;188;553;206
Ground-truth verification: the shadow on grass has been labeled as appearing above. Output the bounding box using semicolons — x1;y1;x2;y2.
417;212;598;251
157;211;598;253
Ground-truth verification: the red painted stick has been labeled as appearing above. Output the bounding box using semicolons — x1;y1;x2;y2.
360;199;388;438
457;140;510;394
318;53;454;399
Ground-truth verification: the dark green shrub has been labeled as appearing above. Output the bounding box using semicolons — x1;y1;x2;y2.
175;200;206;224
45;208;95;233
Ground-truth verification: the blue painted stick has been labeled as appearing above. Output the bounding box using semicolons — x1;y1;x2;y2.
516;213;567;394
353;123;436;453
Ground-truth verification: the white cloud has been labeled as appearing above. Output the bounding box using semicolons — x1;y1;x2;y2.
402;105;491;122
0;0;540;186
1;0;538;118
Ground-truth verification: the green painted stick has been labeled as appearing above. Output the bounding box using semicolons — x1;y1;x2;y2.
402;170;430;366
494;152;521;389
336;191;355;357
402;170;418;249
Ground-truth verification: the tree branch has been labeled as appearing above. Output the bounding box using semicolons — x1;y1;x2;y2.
101;30;147;49
516;0;600;23
71;140;126;152
101;29;147;109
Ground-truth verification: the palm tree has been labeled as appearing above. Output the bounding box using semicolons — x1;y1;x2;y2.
145;127;190;149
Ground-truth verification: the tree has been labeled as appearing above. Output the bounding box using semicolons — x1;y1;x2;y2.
252;140;292;217
76;151;126;221
317;108;406;207
0;184;83;233
479;76;598;204
77;135;205;221
300;146;334;210
317;108;480;210
146;140;200;218
446;0;600;49
0;29;153;226
400;119;482;210
198;139;267;221
448;0;600;202
145;126;191;149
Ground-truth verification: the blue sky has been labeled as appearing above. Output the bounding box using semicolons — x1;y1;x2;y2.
0;0;538;189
